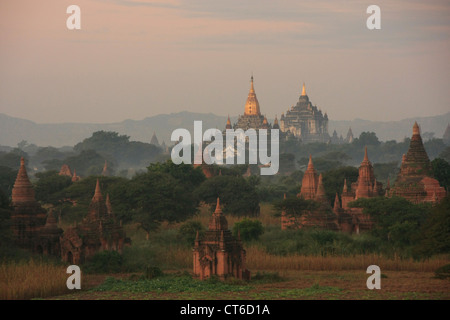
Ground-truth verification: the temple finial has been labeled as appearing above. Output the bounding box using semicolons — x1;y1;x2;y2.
307;154;314;170
214;197;222;214
301;82;306;96
413;121;420;135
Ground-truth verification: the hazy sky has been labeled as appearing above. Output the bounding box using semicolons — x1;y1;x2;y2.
1;0;449;124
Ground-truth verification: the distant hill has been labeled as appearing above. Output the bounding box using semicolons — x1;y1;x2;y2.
0;112;449;148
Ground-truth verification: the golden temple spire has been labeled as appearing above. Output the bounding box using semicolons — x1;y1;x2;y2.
244;75;261;116
301;82;306;96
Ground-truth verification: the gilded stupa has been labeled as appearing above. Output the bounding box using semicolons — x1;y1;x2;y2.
233;76;271;131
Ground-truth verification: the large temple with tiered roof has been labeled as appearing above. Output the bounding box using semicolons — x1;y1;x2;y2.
280;83;329;143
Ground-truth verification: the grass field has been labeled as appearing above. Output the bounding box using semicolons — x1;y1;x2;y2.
2;203;449;300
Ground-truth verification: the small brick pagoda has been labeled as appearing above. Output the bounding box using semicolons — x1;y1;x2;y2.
60;179;127;264
193;198;250;280
11;157;63;255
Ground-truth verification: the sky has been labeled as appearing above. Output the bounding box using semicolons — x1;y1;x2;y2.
1;0;449;124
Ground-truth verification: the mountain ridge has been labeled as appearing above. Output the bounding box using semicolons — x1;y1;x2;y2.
1;112;449;148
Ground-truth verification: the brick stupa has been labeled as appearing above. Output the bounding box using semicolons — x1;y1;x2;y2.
11;157;63;254
193;198;250;280
389;122;446;203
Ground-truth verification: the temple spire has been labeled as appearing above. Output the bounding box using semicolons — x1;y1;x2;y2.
92;179;103;202
301;83;306;96
343;179;348;193
12;157;36;204
413;121;420;136
226;115;232;129
244;75;260;116
307;154;314;170
214;197;222;214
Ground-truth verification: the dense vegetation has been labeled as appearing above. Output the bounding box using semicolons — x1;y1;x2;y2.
0;130;449;268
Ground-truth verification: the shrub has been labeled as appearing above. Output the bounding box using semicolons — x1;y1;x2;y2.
434;264;450;279
84;250;124;274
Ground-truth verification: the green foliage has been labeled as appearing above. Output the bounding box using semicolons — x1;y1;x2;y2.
260;226;383;256
178;221;205;246
83;250;124;274
431;158;450;190
413;195;450;258
272;196;319;217
0;151;26;170
353;132;381;147
233;218;264;242
349;196;432;253
74;131;162;168
0;165;17;197
278;153;296;174
424;138;447;159
64;149;111;176
195;175;260;216
373;162;399;184
322;166;359;202
251;271;284;283
144;266;164;279
439;146;450;163
94;274;252;293
147;160;205;188
34;170;73;204
117;171;201;235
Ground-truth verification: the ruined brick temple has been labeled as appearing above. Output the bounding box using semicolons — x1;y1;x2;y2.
193;198;250;280
10;158;128;263
282;122;447;233
60;179;128;264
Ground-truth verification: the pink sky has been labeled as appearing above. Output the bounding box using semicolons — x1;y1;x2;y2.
1;0;449;123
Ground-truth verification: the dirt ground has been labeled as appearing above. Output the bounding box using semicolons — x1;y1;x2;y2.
47;269;450;300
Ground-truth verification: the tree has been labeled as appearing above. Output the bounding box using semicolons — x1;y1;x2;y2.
194;175;260;216
147;160;205;189
439;146;450;163
272;196;319;217
0;152;26;170
431;158;450;190
74;131;162;167
353;132;380;147
349;196;431;252
64;149;110;176
233;218;264;242
413;194;450;258
178;221;205;246
34;170;73;204
0;166;18;197
322;166;359;203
